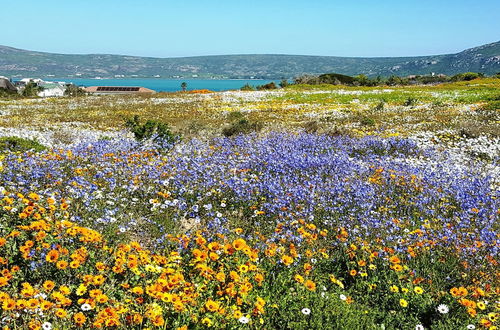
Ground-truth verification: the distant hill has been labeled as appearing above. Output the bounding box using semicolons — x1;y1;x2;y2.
1;41;499;79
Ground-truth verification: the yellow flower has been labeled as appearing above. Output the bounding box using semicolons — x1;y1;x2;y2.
294;274;304;283
414;286;424;294
390;285;399;293
76;284;87;296
399;299;408;307
205;300;220;313
55;308;68;318
201;317;213;327
281;255;294;266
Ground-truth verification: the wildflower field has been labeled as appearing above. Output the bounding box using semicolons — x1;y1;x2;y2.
0;79;499;329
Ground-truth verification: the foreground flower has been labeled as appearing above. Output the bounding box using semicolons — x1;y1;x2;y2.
400;299;408;308
437;304;449;314
81;303;92;311
301;308;311;315
238;316;250;324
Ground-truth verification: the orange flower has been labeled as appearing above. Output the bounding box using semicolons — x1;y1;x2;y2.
56;260;68;270
43;280;55;291
389;256;401;264
232;239;247;251
350;269;357;276
74;312;86;326
93;275;105;286
46;250;59;263
96;294;109;304
304;280;316;291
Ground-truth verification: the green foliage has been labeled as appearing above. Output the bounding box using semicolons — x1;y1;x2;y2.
256;82;277;90
318;73;356;85
279;79;290;88
373;101;385;112
0;88;19;99
64;84;86;97
222;118;262;137
124;115;178;144
227;111;245;121
0;136;46;152
21;81;43;97
403;97;418;106
451;72;483;82
240;83;255;91
359;115;376;126
303;120;319;133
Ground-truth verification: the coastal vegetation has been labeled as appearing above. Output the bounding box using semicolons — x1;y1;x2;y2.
0;77;498;329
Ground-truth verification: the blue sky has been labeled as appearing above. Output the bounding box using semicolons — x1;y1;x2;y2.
3;0;499;57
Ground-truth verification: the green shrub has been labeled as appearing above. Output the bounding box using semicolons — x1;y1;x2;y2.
240;83;255;91
227;111;245;121
279;79;290;88
124;115;179;144
359;115;376;126
222;118;262;137
450;72;483;82
318;73;355;85
403;97;418;106
373;101;385;112
256;82;277;90
303;120;319;133
0;136;46;152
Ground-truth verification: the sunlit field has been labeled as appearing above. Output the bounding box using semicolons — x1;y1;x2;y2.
0;79;498;329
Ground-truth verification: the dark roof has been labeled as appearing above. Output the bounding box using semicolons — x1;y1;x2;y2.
0;78;17;92
96;86;140;92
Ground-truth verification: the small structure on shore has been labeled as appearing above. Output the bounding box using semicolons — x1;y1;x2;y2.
84;86;155;95
37;83;66;97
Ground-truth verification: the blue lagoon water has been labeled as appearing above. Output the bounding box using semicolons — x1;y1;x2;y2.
45;78;279;92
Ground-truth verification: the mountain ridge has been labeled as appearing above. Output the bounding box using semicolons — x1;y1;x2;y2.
1;41;499;79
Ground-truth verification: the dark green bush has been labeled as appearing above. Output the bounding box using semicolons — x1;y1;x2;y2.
450;72;483;82
359;116;376;126
0;136;46;152
403;97;418;106
240;84;255;91
222;118;262;137
256;82;277;90
125;115;179;144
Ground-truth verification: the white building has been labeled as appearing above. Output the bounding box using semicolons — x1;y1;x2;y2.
37;83;66;97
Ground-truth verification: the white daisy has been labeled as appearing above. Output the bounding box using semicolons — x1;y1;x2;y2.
42;322;52;330
301;308;311;315
415;324;424;330
467;325;475;330
340;294;347;301
437;304;449;314
238;316;249;324
81;303;92;311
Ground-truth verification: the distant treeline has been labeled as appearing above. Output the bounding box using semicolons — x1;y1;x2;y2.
245;72;500;90
294;72;500;86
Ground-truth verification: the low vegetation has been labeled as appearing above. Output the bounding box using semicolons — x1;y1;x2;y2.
0;76;498;329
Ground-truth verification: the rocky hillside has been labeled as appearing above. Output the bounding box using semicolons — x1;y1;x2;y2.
0;41;499;78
